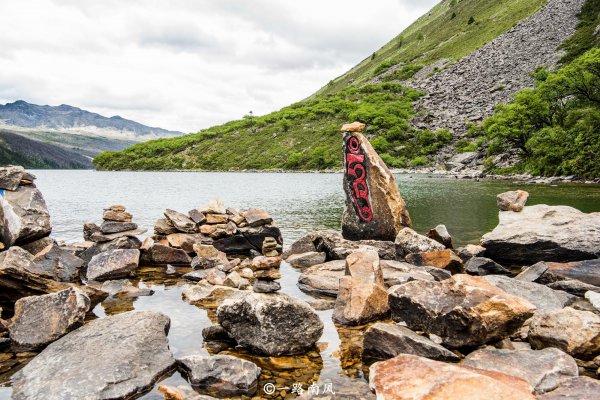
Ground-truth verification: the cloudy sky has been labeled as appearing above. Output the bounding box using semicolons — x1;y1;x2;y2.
0;0;438;133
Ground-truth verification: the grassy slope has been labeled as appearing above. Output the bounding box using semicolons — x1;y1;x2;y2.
95;0;547;171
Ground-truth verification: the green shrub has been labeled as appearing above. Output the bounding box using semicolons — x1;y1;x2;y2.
409;156;429;167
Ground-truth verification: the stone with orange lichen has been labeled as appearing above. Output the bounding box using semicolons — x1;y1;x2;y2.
406;249;463;274
369;354;534;400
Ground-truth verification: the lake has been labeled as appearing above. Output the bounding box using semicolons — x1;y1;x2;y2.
1;170;599;399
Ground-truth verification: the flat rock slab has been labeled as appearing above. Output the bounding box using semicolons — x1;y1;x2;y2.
217;292;323;356
363;323;459;363
11;311;175;400
463;348;578;394
31;243;84;282
9;287;90;349
87;249;140;281
177;354;261;397
481;205;600;264
542;259;600;287
369;354;534;400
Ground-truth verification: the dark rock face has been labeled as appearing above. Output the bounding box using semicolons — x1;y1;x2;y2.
217;292;323;356
8;287;90;349
483;275;574;313
362;323;459;363
30;243;84;282
213;225;282;255
141;243;191;265
177;354;261;397
541;259;600;287
0;186;51;248
11;311;175;400
463;348;578;394
86;249;140;281
528;307;600;360
538;377;600;400
389;275;536;348
465;257;511;276
481;205;600;264
341;129;411;241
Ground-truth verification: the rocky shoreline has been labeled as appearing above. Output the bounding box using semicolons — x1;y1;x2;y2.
1;122;599;400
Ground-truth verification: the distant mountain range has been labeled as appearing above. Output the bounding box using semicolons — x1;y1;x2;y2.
0;100;182;141
0;100;184;169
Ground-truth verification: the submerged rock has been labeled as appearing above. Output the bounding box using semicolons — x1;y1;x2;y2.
177;354;261;397
217;292;323;356
389;274;536;348
463;348;578;394
11;311;175;400
362;323;459;363
182;283;238;306
528;307;600;360
369;354;534;400
9;287;90;349
86;249;140;281
0;185;51;248
496;190;529;212
481;205;600;264
341;127;411;241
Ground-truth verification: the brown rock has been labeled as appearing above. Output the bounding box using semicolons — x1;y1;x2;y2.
528;307;600;360
0;165;25;191
426;224;453;248
142;244;191;265
100;221;138;234
250;256;281;271
192;244;228;269
253;269;281;280
537;377;600;400
86;249;140;281
541;259;600;287
369;354;534;400
102;210;132;222
157;385;186;400
457;244;487;261
90;228;147;243
332;277;389;325
344;249;383;285
164;209;197;233
286;251;326;269
200;198;226;215
297;260;345;297
105;205;126;212
389;274;536;348
241;208;273;227
0;186;52;247
341;130;411;241
395;228;445;258
406;249;463;274
187;209;206;224
154;218;178;235
497;190;529;212
340;121;366;132
206;214;229;224
166;233;209;253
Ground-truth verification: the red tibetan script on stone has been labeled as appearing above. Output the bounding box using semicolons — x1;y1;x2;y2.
345;135;373;222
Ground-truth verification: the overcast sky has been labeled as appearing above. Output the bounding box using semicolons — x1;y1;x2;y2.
0;0;438;133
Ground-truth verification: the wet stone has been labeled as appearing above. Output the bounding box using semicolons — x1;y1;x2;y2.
252;279;281;293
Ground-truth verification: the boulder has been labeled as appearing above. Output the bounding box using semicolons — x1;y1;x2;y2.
87;249;140;281
164;209;198;233
369;354;534;400
528;307;600;360
142;243;191;265
405;249;463;274
515;261;549;282
177;354;260;397
286;251;326;269
205;213;229;224
537;377;600;400
382;259;448;283
0;185;51;248
496;190;529;212
395;228;445;258
8;287;90;349
389;275;536;348
548;279;600;297
0;165;25;191
483;275;574;313
217;292;323;356
332;276;389;325
541;259;600;286
456;243;487;261
11;311;175;400
30;243;84;282
463;348;578;394
465;257;512;276
341;128;411;241
426;224;453;248
83;222;100;241
192;244;228;269
183;269;212;282
481;205;600;264
363;323;459;362
240;208;272;227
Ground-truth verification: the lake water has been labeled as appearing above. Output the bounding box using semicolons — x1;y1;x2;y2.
1;170;599;399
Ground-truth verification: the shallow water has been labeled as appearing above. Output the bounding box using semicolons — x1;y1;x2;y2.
1;171;599;399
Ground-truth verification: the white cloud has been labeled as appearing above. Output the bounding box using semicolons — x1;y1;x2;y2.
0;0;438;132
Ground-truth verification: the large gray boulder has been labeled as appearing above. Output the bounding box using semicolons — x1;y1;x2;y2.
217;292;323;356
11;311;175;400
86;249;140;281
481;205;600;264
0;185;51;248
8;287;90;349
177;354;261;397
362;323;459;363
463;348;578;394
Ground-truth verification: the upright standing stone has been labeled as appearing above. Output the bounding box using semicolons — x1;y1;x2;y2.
341;122;411;241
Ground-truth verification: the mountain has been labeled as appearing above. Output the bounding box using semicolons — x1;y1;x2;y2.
94;0;599;177
0;100;182;141
0;129;93;169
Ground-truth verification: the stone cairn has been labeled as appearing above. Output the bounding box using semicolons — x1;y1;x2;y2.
143;198;283;293
83;205;146;244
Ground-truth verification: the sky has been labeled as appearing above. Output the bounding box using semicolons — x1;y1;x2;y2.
0;0;439;133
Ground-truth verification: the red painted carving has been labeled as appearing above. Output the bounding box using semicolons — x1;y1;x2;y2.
345;135;373;222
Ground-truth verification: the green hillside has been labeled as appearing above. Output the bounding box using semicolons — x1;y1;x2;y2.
95;0;566;172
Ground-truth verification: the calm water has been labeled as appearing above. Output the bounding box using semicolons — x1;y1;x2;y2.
1;170;599;399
